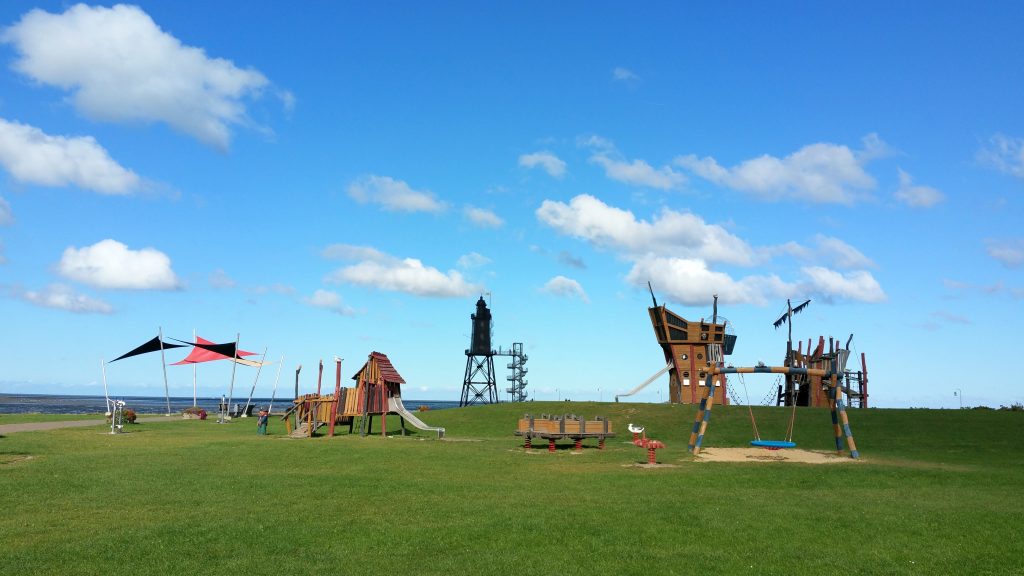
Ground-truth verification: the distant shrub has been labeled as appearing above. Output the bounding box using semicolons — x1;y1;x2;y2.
971;405;993;411
123;409;137;423
182;406;207;419
418;405;431;412
999;403;1024;412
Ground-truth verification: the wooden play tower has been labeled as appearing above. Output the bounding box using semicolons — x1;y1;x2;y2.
283;351;444;438
647;287;735;405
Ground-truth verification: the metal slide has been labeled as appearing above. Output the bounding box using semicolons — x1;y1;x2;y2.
388;396;446;439
615;362;673;402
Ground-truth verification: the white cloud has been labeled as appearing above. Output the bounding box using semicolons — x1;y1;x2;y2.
208;268;236;289
590;154;686;190
0;196;12;225
279;90;296;115
457;252;491;269
626;256;789;306
322;244;392;262
799;267;886;303
675;139;877;204
18;283;113;314
326;248;479;298
538;195;886;308
540;275;589;303
2;4;270;149
536;194;756;265
985;238;1024;268
976;134;1024;179
303;289;355;316
0;118;140;194
57;239;181;290
813;235;875;269
626;257;885;306
464;206;504;228
518;151;566;178
857;133;895;162
895;168;944;208
770;235;875;269
581;135;685;190
612;67;639;81
347;175;446;213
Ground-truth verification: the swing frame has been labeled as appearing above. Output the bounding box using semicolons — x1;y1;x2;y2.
735;372;798;449
688;365;859;459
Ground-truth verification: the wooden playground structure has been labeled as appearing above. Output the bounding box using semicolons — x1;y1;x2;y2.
515;414;615;451
282;351;445;439
689;364;860;459
780;335;869;408
618;287;735;405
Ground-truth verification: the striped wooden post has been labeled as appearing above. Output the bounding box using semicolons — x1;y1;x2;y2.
691;373;717;455
836;397;859;459
829;376;843;452
688;387;710;452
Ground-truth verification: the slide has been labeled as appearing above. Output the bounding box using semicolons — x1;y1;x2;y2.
615;362;673;402
388;396;446;439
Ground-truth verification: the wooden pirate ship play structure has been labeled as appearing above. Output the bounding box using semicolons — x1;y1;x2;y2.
771;299;869;409
687;299;861;459
282;352;445;439
617;285;735;404
778;334;869;408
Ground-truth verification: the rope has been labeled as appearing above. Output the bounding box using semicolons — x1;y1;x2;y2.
784;399;797;442
738;373;760;441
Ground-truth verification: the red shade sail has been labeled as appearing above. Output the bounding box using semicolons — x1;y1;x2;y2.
170;336;256;365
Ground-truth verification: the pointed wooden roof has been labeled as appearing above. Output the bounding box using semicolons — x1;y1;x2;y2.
351;351;406;385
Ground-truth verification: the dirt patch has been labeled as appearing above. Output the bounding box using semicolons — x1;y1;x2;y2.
0;454;35;465
694;447;859;464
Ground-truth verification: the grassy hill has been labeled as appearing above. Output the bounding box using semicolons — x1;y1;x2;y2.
1;402;1022;575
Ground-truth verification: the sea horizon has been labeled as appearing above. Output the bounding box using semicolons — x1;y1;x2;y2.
0;392;462;415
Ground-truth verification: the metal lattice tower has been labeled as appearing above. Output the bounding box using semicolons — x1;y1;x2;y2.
461;296;498;406
502;342;529;402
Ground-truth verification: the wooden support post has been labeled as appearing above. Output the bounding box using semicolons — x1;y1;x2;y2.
691;373;717;455
688;387;710;452
380;383;387;437
837;397;859;459
329;358;342;437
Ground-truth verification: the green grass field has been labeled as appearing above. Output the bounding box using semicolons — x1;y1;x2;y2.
2;402;1022;575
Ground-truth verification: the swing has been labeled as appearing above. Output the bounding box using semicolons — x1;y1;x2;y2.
737;373;797;450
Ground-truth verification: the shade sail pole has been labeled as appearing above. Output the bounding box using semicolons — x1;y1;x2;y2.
268;355;284;414
225;333;240;419
192;328;197;407
101;358;110;414
159;326;171;416
242;346;269;417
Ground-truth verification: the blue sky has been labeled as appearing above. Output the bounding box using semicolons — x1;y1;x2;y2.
0;2;1021;408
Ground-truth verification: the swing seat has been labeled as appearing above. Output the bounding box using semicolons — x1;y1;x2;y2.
750;439;796;449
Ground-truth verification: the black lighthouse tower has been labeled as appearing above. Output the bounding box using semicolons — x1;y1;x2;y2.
461;296;498;406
